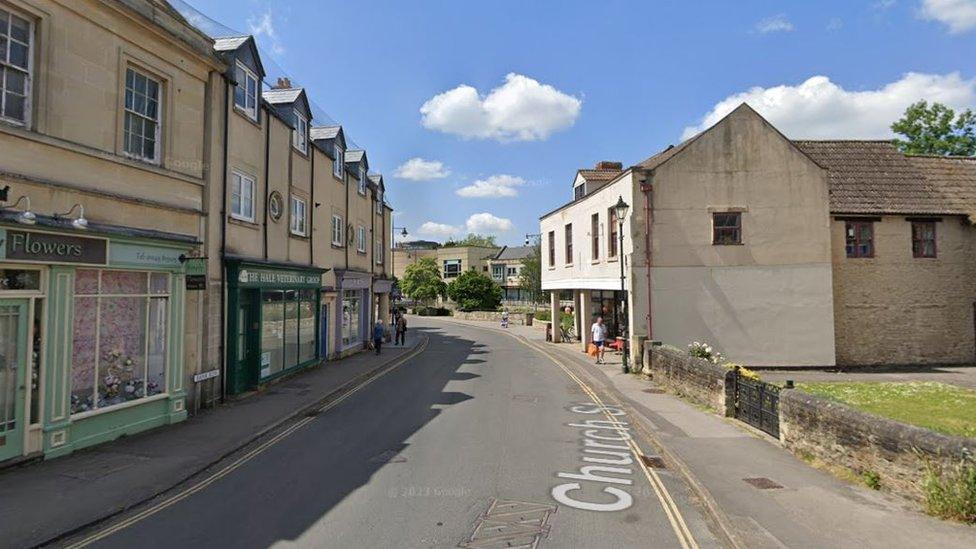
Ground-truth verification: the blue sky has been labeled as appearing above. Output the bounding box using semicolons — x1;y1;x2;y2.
183;0;976;245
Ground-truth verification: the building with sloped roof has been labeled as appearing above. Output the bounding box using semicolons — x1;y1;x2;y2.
488;245;538;302
541;103;976;367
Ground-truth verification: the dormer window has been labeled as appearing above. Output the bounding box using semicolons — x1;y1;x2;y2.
234;62;258;121
358;165;367;195
376;190;383;214
334;144;344;178
293;110;308;154
574;185;585;200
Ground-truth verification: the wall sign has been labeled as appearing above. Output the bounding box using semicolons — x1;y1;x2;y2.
193;369;220;383
237;268;321;287
0;228;107;265
109;242;182;268
184;257;207;290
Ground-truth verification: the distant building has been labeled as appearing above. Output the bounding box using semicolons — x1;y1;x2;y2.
487;245;537;302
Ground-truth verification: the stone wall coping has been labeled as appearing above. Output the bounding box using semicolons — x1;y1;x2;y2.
780;389;975;458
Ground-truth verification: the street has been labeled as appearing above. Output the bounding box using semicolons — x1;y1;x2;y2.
64;318;720;548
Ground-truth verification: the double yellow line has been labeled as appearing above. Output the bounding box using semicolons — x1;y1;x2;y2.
522;338;700;549
449;318;700;549
64;335;429;549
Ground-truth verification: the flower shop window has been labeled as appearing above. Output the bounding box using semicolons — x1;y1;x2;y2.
70;270;170;415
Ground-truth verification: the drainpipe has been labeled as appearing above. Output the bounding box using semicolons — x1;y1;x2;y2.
309;145;315;264
262;107;270;260
219;79;231;402
640;171;654;341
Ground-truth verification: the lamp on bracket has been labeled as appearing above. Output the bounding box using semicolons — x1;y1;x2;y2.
55;203;88;230
7;195;36;225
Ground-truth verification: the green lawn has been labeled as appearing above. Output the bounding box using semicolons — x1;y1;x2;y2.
798;381;976;439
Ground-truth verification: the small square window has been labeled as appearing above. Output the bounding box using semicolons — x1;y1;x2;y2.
712;212;741;245
845;221;874;258
912;221;937;258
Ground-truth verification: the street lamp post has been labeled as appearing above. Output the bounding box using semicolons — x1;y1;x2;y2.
613;196;630;374
391;226;408;311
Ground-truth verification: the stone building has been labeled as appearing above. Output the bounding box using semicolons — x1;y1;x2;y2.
541;104;976;367
0;0;222;463
487;245;536;303
0;0;394;465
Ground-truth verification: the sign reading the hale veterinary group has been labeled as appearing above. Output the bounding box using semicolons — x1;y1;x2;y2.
236;268;321;287
0;228;107;265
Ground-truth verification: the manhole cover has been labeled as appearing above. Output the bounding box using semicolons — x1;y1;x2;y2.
640;455;666;469
460;499;556;548
743;477;783;490
369;449;407;463
642;388;665;394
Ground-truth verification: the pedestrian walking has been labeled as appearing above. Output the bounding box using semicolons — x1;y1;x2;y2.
373;319;385;355
590;317;607;364
395;314;407;345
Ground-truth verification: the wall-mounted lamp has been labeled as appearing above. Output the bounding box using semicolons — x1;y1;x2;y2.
55;203;88;230
8;196;36;225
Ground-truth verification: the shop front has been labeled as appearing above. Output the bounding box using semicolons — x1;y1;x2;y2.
0;221;194;463
225;259;325;396
334;270;372;357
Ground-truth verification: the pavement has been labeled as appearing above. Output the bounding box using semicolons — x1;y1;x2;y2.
0;335;425;549
443;316;976;549
54;319;722;549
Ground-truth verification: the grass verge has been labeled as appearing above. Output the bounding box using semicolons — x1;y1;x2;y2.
798;381;976;438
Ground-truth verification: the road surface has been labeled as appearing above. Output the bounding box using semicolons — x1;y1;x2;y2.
64;318;721;548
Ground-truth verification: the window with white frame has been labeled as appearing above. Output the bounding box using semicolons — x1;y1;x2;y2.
333;144;344;178
0;7;32;125
230;171;255;221
123;68;161;162
290;196;307;236
375;240;383;264
356;226;366;253
376;191;383;214
331;215;343;246
233;62;258;120
69;270;170;415
358;166;367;195
293;110;308;154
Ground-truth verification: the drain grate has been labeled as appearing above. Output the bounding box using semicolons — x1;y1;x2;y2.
743;477;783;490
460;499;556;548
642;387;665;394
640;455;667;469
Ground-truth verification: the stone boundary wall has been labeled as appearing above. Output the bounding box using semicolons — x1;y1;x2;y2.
779;390;975;503
452;311;535;326
645;346;733;415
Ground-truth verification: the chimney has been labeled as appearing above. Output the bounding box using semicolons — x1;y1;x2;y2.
595;161;623;170
274;77;292;89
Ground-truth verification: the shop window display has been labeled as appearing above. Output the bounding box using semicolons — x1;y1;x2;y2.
70;270;170;415
259;288;318;380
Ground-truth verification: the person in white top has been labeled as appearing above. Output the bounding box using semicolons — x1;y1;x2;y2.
590;317;608;364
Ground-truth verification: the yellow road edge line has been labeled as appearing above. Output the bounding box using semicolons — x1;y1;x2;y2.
65;335;430;549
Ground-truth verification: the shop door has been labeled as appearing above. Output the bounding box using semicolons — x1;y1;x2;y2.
0;299;28;462
237;292;258;388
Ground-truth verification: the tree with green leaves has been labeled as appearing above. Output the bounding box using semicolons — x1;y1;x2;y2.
445;233;498;248
447;269;502;311
400;257;446;307
892;101;976;157
518;244;545;303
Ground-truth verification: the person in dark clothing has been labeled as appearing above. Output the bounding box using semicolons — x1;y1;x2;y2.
373;320;385;355
395;315;407;345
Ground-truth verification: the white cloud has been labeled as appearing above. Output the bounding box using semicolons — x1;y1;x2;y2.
393;158;451;181
465;213;513;233
247;9;285;55
754;14;794;34
681;72;976;140
456;175;526;198
920;0;976;34
420;73;582;142
417;222;459;237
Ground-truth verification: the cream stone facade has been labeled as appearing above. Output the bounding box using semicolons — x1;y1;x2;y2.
542;104;976;368
0;0;223;462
